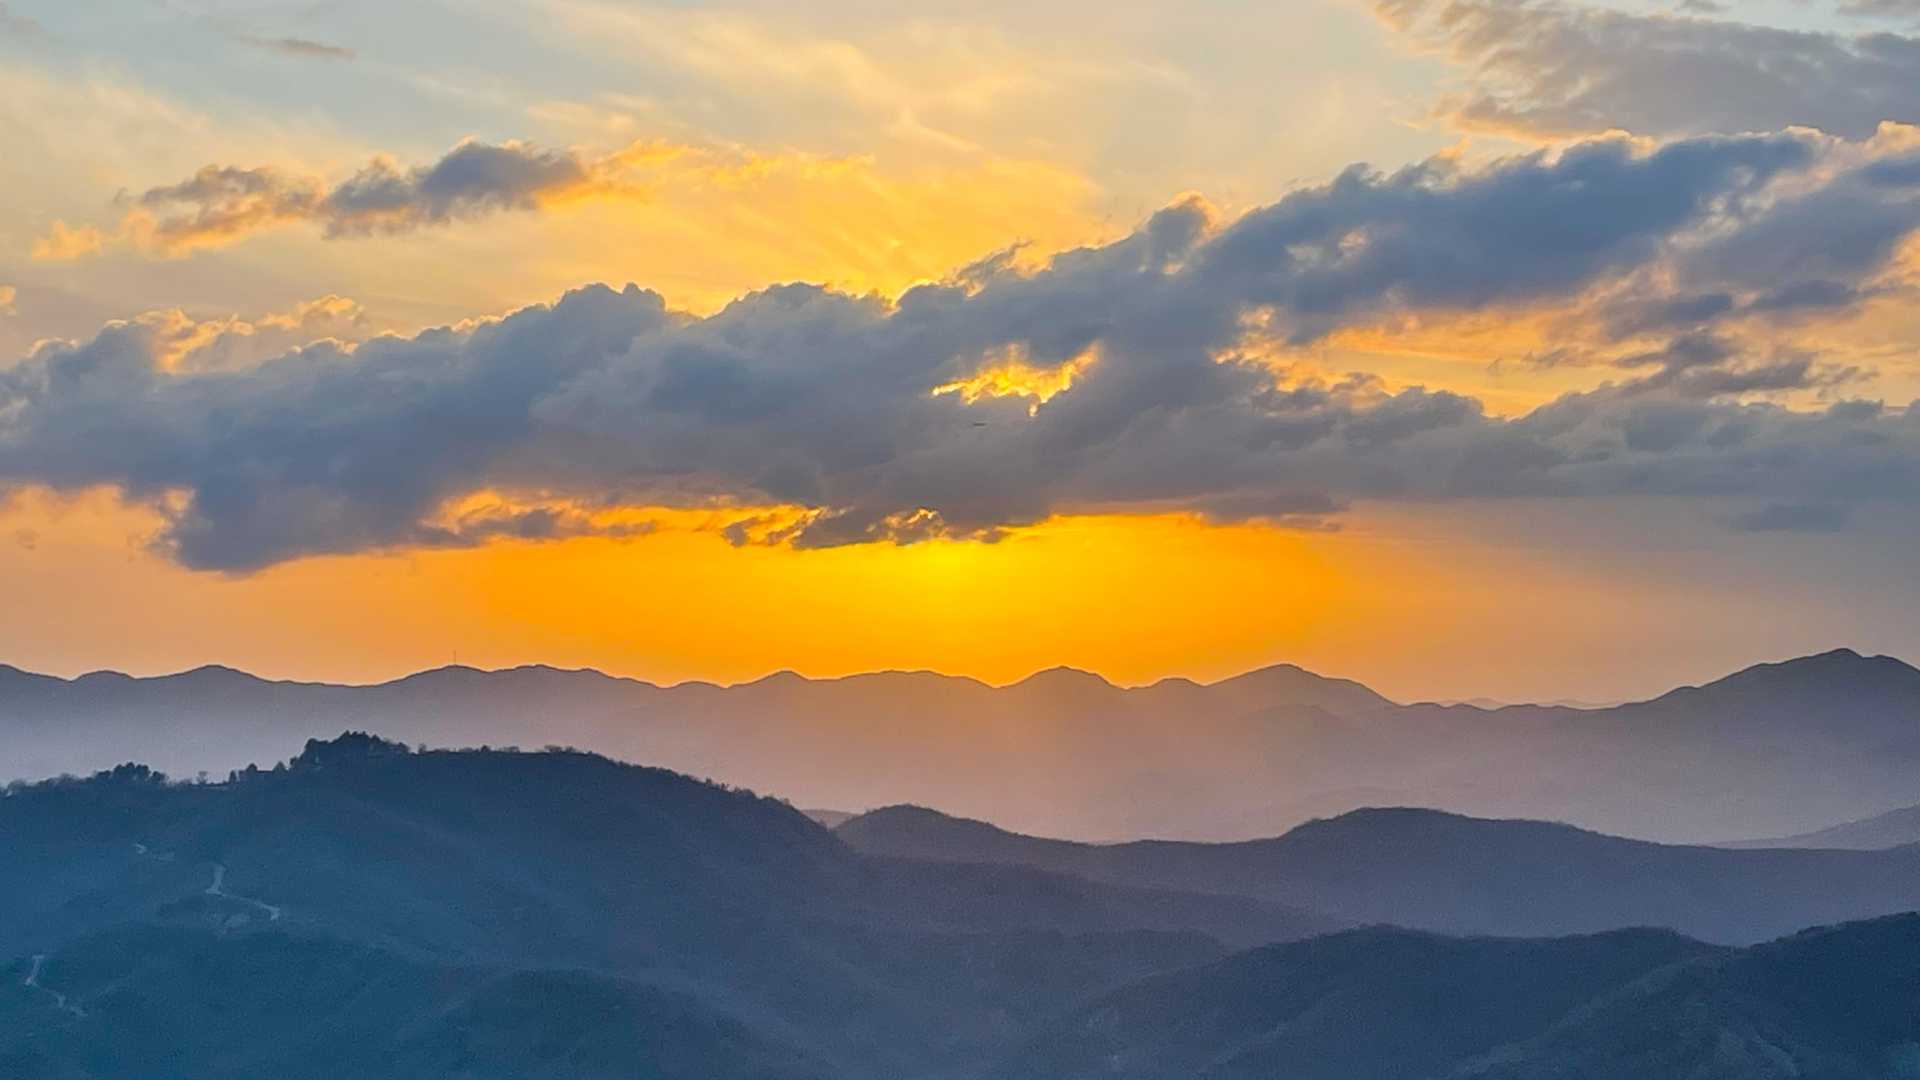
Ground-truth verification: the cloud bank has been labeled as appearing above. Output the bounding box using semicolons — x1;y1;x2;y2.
4;132;1919;571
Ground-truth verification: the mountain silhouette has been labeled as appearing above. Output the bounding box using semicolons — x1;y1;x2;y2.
0;736;1332;1079
11;734;1920;1076
839;804;1920;944
996;915;1920;1080
991;926;1717;1080
6;648;1920;843
1724;802;1920;850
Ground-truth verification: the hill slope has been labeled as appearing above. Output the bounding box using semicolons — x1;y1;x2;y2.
1454;915;1920;1079
994;915;1920;1080
989;926;1716;1080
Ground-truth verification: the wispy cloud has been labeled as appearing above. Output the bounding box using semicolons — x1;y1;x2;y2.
1380;0;1920;140
238;34;356;62
0;2;42;38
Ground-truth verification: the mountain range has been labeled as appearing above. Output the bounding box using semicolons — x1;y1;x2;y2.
9;736;1920;1079
7;648;1920;843
836;803;1920;945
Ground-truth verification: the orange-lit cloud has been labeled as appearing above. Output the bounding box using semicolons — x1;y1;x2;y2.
932;344;1098;414
10;131;1920;575
30;220;107;261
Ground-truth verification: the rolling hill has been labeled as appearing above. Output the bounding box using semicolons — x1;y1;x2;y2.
992;915;1920;1080
0;735;1331;1079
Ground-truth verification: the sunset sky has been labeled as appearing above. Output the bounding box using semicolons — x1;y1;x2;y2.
4;0;1920;702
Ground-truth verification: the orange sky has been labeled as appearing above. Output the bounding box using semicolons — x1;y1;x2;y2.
5;487;1910;703
5;1;1920;704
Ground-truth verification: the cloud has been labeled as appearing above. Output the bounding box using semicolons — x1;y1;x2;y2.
1381;0;1920;139
0;3;40;38
117;295;371;373
1839;1;1920;21
1729;501;1852;533
0;285;14;316
238;35;355;61
3;132;1919;571
32;138;668;258
31;221;107;261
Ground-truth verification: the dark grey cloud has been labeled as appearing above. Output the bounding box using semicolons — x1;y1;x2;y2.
87;139;621;255
3;133;1918;571
1191;134;1812;341
1382;0;1920;139
1585;151;1920;340
321;142;597;236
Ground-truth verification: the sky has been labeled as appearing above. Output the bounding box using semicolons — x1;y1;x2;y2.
3;0;1920;703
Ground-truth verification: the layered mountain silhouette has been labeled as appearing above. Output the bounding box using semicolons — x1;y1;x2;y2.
0;736;1332;1079
9;736;1920;1077
6;648;1918;843
838;804;1920;945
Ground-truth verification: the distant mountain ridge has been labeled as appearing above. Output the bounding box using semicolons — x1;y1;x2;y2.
6;649;1920;843
1723;802;1920;850
838;803;1920;945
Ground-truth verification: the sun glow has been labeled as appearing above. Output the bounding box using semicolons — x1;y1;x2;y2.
932;343;1098;414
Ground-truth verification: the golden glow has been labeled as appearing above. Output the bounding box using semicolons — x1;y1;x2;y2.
0;486;1355;689
3;485;1872;706
932;344;1098;414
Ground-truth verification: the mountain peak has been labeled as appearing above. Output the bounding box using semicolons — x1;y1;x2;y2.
743;669;810;689
1008;666;1115;692
1282;806;1599;845
1202;662;1396;715
1665;648;1920;704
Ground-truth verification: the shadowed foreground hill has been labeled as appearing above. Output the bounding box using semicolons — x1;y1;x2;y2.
7;649;1920;843
990;926;1717;1080
839;804;1920;944
994;916;1920;1080
0;736;1330;1080
0;927;836;1080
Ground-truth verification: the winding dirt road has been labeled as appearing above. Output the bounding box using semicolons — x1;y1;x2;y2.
206;863;282;922
22;954;83;1018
